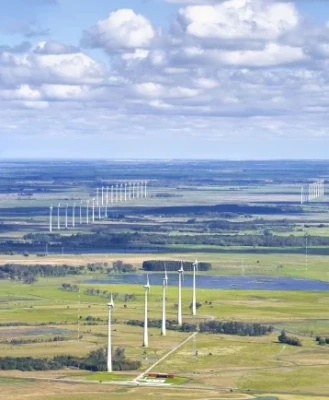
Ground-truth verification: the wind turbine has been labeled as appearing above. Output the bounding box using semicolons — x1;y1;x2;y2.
116;184;119;203
136;182;140;199
107;293;115;372
192;259;198;316
178;261;184;326
144;181;147;198
104;195;108;218
124;183;127;202
143;274;151;347
79;201;82;225
101;187;104;207
65;204;68;229
49;205;53;233
111;185;114;204
72;203;75;228
120;184;123;202
106;186;109;205
57;203;61;230
161;265;168;336
92;198;95;222
96;188;99;207
86;200;89;224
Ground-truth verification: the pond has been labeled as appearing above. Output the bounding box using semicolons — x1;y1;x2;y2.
86;274;329;291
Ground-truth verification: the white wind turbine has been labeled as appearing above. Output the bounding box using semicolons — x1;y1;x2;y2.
192;259;198;316
177;261;184;326
92;198;95;223
86;200;89;224
72;203;75;228
49;205;53;233
65;204;68;229
57;203;61;230
107;293;115;372
143;274;151;347
79;200;82;225
161;264;168;336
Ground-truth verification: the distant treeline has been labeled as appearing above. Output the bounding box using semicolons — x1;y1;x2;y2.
19;231;329;250
142;260;212;272
0;347;140;372
61;283;137;302
0;260;136;284
199;321;274;336
127;319;197;332
0;264;83;284
126;319;273;336
142;204;302;216
2;336;66;346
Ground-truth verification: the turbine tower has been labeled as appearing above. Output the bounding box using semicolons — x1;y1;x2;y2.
144;181;147;198
124;183;127;202
143;274;151;347
120;184;123;202
192;259;198;316
107;293;115;372
86;200;89;224
136;182;140;199
161;266;168;336
57;203;61;230
177;261;184;326
106;186;109;206
79;201;82;225
111;185;114;203
72;203;75;228
92;198;95;222
116;184;119;203
96;188;99;207
101;187;104;207
49;205;53;233
65;204;68;229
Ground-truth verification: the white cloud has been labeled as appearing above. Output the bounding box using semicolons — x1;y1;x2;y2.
81;9;155;51
174;0;299;41
2;1;329;156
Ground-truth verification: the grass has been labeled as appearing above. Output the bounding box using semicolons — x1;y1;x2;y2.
82;372;132;381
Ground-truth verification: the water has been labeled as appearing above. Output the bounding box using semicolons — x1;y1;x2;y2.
86;274;329;291
25;328;71;336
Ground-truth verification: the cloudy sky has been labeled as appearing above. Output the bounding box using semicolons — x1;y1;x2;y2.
1;0;329;159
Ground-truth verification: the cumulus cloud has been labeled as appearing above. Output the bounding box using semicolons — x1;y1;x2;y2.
174;1;299;42
81;9;155;52
2;0;329;153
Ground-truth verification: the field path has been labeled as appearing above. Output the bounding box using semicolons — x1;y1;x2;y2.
134;331;198;382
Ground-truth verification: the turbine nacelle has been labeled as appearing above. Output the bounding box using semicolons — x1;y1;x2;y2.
108;293;115;309
164;264;168;287
193;259;199;274
178;261;184;281
145;274;151;292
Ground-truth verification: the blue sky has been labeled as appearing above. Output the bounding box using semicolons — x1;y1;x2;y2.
1;0;329;159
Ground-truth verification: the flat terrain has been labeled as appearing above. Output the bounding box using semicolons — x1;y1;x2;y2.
1;160;329;399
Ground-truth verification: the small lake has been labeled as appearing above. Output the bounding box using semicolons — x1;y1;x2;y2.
86;274;329;291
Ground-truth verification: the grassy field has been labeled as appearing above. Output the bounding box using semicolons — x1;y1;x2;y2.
0;277;329;398
1;160;329;399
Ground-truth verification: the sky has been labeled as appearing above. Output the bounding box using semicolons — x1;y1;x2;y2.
1;0;329;159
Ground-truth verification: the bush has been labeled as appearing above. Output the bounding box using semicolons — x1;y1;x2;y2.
278;330;302;347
